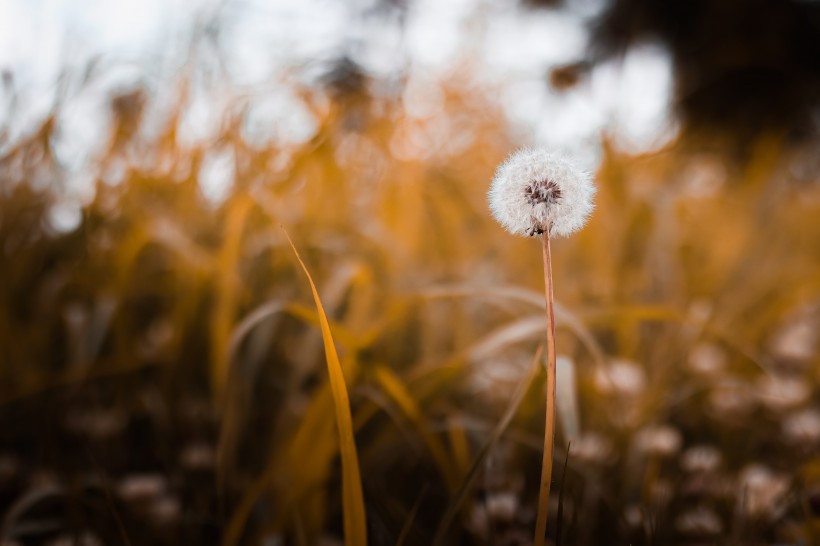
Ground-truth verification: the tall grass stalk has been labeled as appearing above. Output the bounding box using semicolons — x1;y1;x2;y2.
284;229;368;546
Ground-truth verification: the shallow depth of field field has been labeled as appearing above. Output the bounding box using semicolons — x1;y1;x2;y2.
1;2;819;545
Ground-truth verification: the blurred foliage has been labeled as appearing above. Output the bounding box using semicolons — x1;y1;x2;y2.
1;40;820;546
589;0;820;143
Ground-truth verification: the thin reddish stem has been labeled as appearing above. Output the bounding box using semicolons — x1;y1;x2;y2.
534;232;557;546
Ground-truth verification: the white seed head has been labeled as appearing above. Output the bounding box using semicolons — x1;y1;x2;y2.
634;425;683;457
488;147;595;237
739;464;790;519
681;445;722;474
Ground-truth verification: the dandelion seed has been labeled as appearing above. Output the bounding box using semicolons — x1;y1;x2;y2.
488;148;595;237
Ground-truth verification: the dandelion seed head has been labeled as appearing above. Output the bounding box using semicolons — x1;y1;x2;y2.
488;147;596;237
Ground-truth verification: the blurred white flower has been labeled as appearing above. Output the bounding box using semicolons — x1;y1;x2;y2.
485;491;519;522
488;147;595;237
681;445;722;474
687;342;727;376
757;375;810;412
674;506;723;537
634;425;682;457
739;464;790;519
594;358;646;396
571;431;615;465
769;316;817;363
782;407;820;444
707;383;756;419
117;473;167;503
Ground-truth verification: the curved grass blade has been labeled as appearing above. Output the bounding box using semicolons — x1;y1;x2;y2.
284;229;368;546
396;484;429;546
430;345;542;546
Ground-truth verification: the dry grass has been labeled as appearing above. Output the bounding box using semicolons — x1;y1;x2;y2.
0;55;819;546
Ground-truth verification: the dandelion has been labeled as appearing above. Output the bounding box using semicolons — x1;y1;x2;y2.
634;425;682;458
572;431;615;466
116;473;167;503
674;506;723;537
687;342;727;376
707;383;756;420
681;445;722;474
594;358;647;396
149;495;182;526
488;147;595;546
782;407;820;445
757;374;810;412
768;311;817;364
488;148;595;238
179;442;217;471
739;464;790;519
485;491;520;522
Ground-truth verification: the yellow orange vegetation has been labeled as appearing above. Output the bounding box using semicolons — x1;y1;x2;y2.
0;69;819;545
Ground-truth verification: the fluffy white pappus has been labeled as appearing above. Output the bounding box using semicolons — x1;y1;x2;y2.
488;148;596;237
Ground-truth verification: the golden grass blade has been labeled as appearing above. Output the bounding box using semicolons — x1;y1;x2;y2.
421;284;606;369
283;229;368;546
211;195;253;401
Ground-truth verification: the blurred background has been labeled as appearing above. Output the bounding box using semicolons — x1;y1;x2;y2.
0;0;819;544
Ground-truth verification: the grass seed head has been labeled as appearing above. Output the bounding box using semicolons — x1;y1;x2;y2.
488;147;595;237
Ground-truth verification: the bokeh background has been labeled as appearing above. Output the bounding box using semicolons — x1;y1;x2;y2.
1;1;819;545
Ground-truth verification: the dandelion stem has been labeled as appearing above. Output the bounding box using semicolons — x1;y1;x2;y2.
535;232;557;546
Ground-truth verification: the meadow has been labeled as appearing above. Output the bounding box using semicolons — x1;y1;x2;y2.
0;53;819;546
